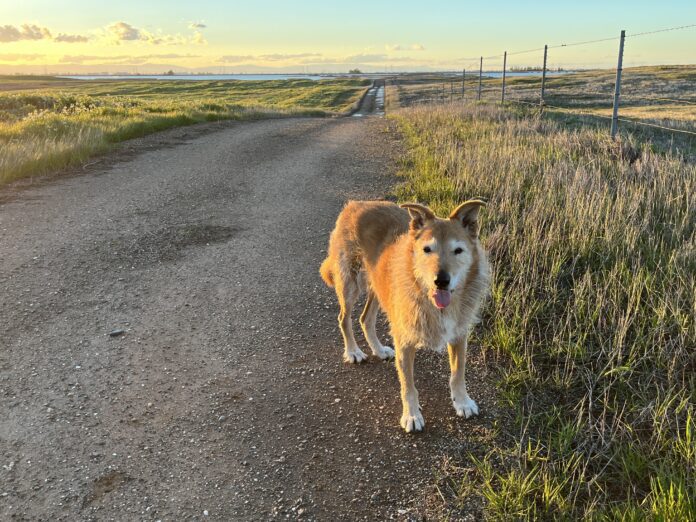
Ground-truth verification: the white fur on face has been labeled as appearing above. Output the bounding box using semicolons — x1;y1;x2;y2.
412;239;438;291
447;239;473;291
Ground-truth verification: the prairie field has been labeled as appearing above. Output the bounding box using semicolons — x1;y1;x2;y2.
389;99;695;519
0;77;369;185
390;65;696;146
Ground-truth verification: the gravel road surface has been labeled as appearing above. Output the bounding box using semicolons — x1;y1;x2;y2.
1;106;496;520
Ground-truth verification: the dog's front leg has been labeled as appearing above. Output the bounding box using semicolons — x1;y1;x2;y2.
396;344;424;432
448;337;479;418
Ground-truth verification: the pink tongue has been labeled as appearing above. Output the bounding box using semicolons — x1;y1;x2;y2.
433;289;451;309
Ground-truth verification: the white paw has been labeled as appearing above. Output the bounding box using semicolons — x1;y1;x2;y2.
400;410;425;433
453;397;479;418
373;345;395;360
343;348;368;364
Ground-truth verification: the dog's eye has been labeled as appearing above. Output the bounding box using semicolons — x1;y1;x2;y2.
423;246;432;253
454;247;463;255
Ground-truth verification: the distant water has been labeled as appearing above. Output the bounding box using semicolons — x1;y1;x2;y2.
58;74;326;81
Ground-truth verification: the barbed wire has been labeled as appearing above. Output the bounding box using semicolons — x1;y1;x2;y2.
503;98;696;136
458;23;696;65
621;94;696;106
617;117;696;136
627;23;696;38
548;36;619;50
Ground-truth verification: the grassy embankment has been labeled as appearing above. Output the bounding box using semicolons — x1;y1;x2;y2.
388;73;695;519
0;77;369;185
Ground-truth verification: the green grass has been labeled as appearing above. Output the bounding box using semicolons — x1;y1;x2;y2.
0;77;369;185
389;101;695;520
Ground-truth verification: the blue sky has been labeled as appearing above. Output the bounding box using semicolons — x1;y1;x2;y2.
1;1;694;73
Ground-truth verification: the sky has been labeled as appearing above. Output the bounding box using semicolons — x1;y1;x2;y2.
1;1;695;74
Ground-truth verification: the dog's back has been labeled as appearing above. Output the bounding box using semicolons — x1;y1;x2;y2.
320;200;408;288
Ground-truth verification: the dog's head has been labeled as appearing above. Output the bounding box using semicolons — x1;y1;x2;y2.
401;200;486;310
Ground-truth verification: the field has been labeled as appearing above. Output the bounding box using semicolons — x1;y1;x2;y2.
390;66;696;148
388;76;695;518
0;76;369;185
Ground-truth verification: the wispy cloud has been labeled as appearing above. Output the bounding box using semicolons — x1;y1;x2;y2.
189;22;207;29
54;33;89;43
259;52;322;61
0;24;89;44
218;53;321;63
385;43;425;52
105;21;206;46
0;53;45;61
0;24;52;43
218;54;256;63
192;31;207;45
60;53;201;64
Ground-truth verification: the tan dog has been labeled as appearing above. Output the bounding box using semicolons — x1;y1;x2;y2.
320;200;490;432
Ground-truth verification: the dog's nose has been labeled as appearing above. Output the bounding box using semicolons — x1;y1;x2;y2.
434;270;450;289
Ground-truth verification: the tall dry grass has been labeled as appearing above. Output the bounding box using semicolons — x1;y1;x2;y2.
391;102;695;519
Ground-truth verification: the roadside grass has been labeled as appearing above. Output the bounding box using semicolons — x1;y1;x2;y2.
389;101;695;519
0;78;369;185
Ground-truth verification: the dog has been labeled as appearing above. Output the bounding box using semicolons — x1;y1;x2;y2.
320;200;490;432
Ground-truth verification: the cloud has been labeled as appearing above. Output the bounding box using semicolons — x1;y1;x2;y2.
192;31;207;45
60;53;200;64
218;52;323;64
0;24;52;43
108;21;143;41
386;43;425;52
345;53;389;62
189;22;206;29
259;53;321;61
105;21;206;46
218;54;256;63
0;53;45;61
54;33;89;43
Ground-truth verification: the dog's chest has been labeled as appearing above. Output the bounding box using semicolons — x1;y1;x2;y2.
436;316;461;352
416;313;463;353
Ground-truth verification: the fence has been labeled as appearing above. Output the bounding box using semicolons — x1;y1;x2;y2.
398;24;696;141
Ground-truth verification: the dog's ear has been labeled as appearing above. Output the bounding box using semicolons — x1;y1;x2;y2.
450;200;486;236
401;203;435;231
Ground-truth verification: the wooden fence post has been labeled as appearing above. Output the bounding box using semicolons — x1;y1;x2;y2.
501;51;507;103
540;44;548;105
478;57;482;100
610;30;626;139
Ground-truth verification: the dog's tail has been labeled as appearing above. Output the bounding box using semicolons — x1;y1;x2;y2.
319;258;334;288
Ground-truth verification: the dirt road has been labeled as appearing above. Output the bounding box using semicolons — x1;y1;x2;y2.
1;107;495;520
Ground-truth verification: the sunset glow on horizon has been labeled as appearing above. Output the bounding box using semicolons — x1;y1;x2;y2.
1;0;695;74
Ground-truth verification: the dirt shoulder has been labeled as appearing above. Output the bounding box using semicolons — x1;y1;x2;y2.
0;115;498;520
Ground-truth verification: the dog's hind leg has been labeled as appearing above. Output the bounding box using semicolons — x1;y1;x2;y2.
335;268;368;364
448;337;479;418
359;292;394;360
